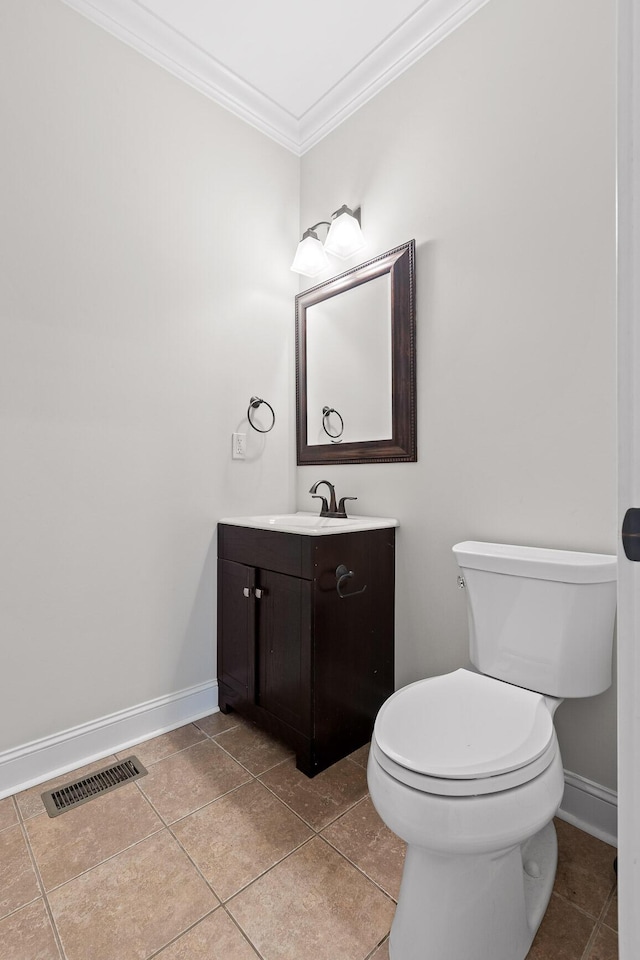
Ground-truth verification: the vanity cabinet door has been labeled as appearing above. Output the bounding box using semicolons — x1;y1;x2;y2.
217;559;256;705
255;569;312;735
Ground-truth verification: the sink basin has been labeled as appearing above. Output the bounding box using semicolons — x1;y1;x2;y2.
219;512;399;536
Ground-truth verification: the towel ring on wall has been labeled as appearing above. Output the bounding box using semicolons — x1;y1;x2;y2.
247;396;275;433
322;406;344;441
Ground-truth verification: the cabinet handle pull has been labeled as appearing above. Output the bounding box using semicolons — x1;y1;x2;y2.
243;587;252;598
335;564;367;599
255;588;266;599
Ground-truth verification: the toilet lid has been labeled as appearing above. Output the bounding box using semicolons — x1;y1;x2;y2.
374;669;554;780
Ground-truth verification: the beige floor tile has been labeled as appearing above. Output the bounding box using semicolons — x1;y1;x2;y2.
259;757;368;830
553;819;617;919
214;722;294;775
586;923;619;960
227;836;395;960
0;825;40;920
15;756;118;821
26;782;162;890
195;712;242;738
526;893;595;960
139;739;251;823
603;888;618;931
49;830;218;960
349;743;370;769
115;724;205;767
322;796;406;900
0;797;17;832
155;909;259;959
173;780;312;901
0;899;61;960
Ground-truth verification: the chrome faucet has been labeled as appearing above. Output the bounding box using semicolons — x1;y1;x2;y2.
309;480;357;519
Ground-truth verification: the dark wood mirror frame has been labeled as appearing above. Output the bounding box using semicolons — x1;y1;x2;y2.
296;239;416;465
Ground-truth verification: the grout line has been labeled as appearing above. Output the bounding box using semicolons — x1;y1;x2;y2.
144;908;220;960
163;776;316;908
195;718;242;737
221;834;319;902
579;922;601;960
256;767;369;834
364;934;389;959
148;781;301;959
15;816;66;960
117;732;210;767
10;793;20;828
140;786;225;904
215;830;314;906
222;904;266;959
165;779;255;829
211;737;295;780
600;882;618;932
320;830;399;904
43;826;166;894
0;895;41;924
552;889;616;925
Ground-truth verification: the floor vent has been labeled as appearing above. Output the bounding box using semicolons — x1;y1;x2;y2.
41;756;148;818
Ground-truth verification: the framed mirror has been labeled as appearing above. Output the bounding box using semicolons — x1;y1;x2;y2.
295;239;416;465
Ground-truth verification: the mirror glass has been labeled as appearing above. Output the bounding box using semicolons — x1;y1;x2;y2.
296;240;416;465
306;273;392;445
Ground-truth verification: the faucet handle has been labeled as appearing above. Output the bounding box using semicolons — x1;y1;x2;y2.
311;494;329;516
337;496;357;518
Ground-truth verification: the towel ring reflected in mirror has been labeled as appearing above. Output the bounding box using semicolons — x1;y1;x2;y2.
322;406;344;442
247;396;275;433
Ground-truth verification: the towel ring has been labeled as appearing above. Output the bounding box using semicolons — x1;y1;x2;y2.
247;396;275;433
322;406;344;441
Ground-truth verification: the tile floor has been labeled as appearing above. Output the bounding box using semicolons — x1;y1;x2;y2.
0;712;618;960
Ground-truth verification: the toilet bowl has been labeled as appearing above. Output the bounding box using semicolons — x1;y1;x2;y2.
368;669;565;960
368;541;617;960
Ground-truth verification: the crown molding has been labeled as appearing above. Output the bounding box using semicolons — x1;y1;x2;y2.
298;0;491;154
61;0;490;156
60;0;301;153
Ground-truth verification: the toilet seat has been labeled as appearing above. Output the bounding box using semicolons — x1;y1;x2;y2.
373;668;557;797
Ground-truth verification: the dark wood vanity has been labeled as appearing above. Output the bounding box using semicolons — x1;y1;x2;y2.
217;522;395;776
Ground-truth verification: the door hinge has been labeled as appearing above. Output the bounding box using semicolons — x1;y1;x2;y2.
622;508;640;560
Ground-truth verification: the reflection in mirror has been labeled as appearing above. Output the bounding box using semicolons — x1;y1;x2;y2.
306;274;392;445
296;240;416;465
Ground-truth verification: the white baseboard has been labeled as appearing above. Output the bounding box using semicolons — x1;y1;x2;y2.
0;702;618;850
0;680;218;800
558;769;618;847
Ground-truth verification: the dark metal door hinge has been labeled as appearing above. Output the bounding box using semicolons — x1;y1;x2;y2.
622;508;640;560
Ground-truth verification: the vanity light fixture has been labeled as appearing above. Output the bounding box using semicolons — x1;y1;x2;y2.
291;205;365;278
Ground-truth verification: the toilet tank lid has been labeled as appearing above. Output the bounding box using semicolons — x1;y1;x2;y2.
452;541;617;583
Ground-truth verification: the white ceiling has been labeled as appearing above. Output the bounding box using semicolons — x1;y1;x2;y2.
62;0;490;154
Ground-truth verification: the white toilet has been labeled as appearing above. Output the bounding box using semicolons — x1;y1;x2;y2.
368;541;617;960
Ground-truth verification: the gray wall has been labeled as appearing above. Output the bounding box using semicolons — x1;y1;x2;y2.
0;0;298;753
296;0;617;789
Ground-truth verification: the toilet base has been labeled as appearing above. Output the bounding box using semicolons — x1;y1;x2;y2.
389;821;557;960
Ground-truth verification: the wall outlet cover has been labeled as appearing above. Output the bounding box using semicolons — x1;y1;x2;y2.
232;432;246;459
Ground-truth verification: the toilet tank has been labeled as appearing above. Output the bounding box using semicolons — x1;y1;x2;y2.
452;541;617;698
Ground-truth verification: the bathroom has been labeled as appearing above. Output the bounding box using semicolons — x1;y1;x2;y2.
0;0;629;958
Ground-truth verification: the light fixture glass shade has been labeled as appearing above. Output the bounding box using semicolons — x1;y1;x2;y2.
324;208;366;259
290;234;330;277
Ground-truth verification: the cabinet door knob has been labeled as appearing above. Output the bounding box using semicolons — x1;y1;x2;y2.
255;588;266;599
243;587;252;598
